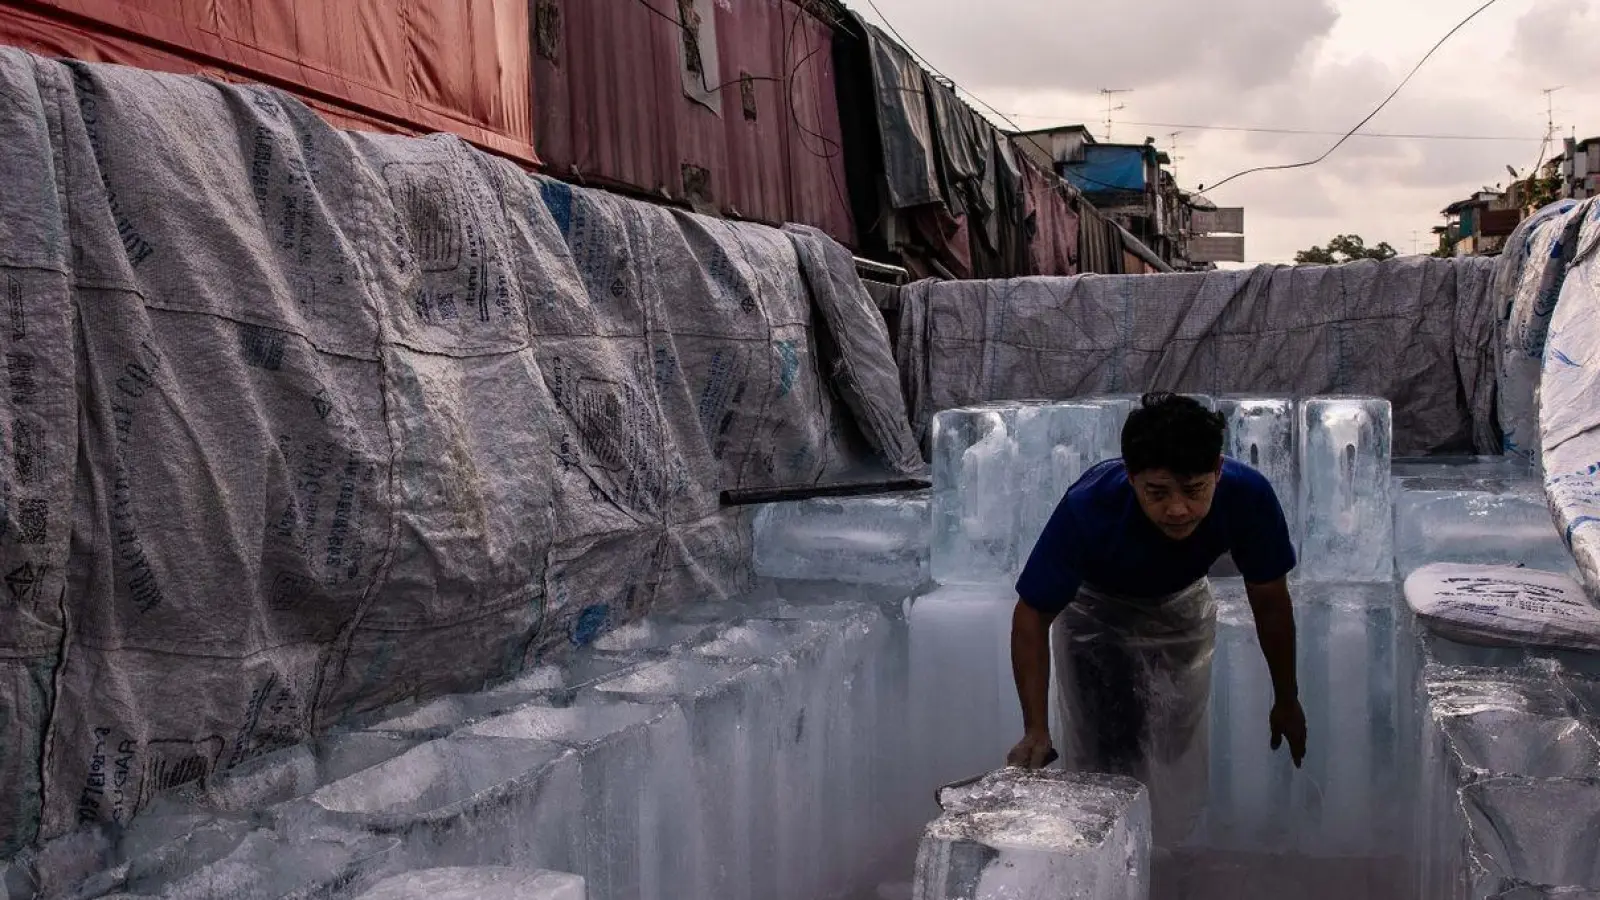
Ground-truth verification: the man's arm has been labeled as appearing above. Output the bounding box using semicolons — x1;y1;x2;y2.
1008;599;1059;768
1244;577;1307;766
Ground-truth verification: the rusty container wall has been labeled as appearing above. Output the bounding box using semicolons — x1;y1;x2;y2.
535;0;855;246
0;0;535;163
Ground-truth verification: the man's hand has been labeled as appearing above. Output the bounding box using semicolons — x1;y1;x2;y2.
1007;731;1059;769
1270;697;1307;767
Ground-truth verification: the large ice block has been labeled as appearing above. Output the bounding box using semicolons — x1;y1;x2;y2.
589;618;714;656
127;829;398;900
1200;580;1409;858
288;735;579;874
1461;777;1600;894
354;867;588;900
1423;667;1600;782
1218;397;1299;546
908;586;1022;820
460;703;704;900
932;407;1023;585
1013;402;1121;559
578;658;775;900
364;691;553;738
752;492;931;586
1297;396;1393;582
1394;489;1571;578
912;768;1150;900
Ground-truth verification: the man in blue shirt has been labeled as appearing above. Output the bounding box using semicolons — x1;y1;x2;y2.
1006;393;1306;839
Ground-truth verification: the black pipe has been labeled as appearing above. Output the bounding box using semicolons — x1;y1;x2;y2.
719;478;931;507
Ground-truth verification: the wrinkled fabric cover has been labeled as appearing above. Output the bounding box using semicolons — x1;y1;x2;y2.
1494;198;1592;465
1540;200;1600;603
0;48;917;851
895;256;1502;456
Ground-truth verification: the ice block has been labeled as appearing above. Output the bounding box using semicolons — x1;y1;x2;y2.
1393;489;1571;578
353;867;588;900
912;768;1150;900
752;492;931;586
1013;402;1122;560
932;407;1023;585
1461;777;1600;894
1297;397;1393;582
1217;396;1299;548
460;703;703;900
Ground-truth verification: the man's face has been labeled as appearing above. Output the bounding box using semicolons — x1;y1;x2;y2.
1128;462;1222;540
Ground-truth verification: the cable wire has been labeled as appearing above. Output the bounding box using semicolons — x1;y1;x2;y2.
1011;116;1540;143
1199;0;1505;192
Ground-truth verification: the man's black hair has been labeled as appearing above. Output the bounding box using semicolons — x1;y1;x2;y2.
1121;392;1226;476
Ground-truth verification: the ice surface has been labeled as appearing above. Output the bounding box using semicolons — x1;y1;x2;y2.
1424;668;1600;781
353;867;588;900
1394;489;1571;578
1297;397;1393;582
907;586;1021;820
912;768;1150;900
1199;580;1410;857
1392;456;1537;481
125;829;396;900
1218;397;1299;549
460;703;704;900
1462;777;1600;893
366;691;552;737
1013;402;1121;559
485;666;566;695
692;618;827;661
932;407;1023;585
752;492;931;586
589;618;714;655
293;735;579;874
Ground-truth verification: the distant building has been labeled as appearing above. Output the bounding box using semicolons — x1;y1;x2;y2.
1010;125;1243;269
1554;136;1600;200
1437;190;1522;257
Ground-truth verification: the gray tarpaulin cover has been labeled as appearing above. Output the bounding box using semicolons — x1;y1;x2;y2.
895;256;1502;457
0;48;918;852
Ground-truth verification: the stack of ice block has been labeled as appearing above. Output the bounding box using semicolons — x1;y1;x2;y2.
911;768;1150;900
752;491;931;586
353;867;588;899
1218;396;1299;549
1013;402;1122;558
907;586;1023;821
1199;580;1411;858
1298;397;1393;582
1393;488;1573;578
1459;777;1600;897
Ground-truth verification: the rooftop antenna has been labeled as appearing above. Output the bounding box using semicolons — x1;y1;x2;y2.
1167;131;1184;183
1532;86;1564;175
1099;88;1131;142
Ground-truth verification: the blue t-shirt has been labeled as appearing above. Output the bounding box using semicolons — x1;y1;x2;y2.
1016;457;1296;614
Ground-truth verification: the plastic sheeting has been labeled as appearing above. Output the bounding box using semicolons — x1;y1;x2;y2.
1494;198;1591;465
1052;579;1215;847
0;47;917;852
1540;199;1600;603
894;256;1502;457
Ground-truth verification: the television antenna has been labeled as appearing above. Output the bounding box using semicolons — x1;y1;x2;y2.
1099;88;1132;142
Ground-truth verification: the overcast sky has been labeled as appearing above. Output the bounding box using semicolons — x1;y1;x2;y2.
847;0;1600;264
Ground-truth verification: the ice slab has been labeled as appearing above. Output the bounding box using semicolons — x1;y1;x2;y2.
908;586;1020;817
292;735;579;874
1297;396;1393;582
752;492;931;586
485;667;565;695
1394;490;1571;578
692;618;827;661
114;829;397;900
365;691;552;737
932;407;1023;585
1012;402;1122;557
588;618;714;655
1462;777;1600;893
912;768;1150;900
1424;668;1600;782
1218;396;1299;547
1201;580;1411;857
353;867;587;900
462;702;700;900
1392;456;1537;481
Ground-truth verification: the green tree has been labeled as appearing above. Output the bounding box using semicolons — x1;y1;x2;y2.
1294;234;1399;265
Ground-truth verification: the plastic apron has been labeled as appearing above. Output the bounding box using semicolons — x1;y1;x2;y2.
1052;578;1217;847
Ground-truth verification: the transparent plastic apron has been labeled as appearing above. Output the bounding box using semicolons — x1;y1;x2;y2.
1052;578;1217;847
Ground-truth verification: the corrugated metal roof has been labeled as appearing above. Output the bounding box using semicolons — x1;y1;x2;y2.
535;0;854;245
0;0;536;162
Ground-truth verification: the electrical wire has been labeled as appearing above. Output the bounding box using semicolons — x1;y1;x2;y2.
1011;116;1540;143
1199;0;1506;192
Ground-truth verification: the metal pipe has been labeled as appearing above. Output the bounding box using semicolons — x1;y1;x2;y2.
719;477;931;507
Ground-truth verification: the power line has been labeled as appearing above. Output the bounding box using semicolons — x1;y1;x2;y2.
1012;116;1539;143
1199;0;1506;193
